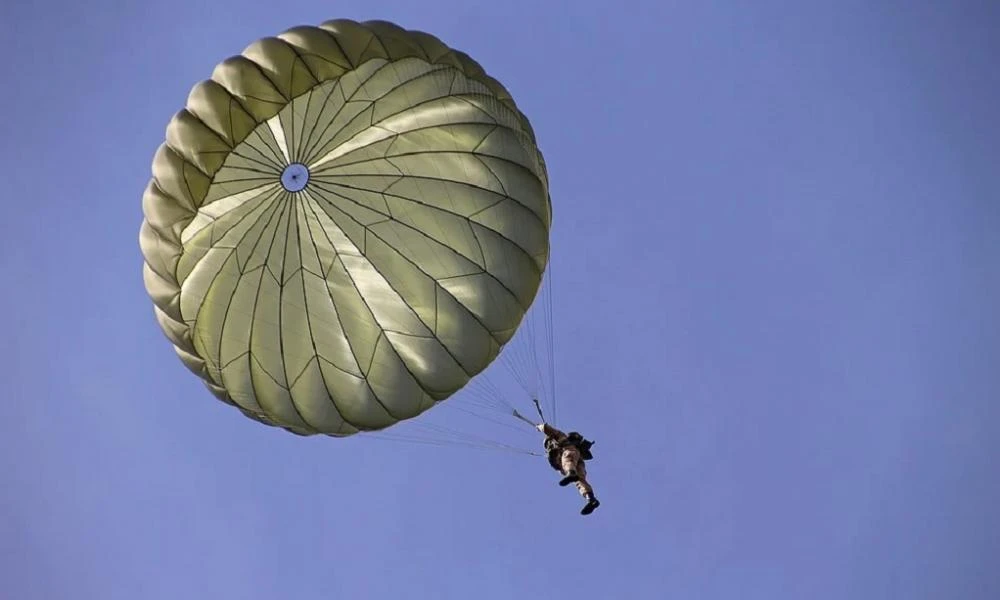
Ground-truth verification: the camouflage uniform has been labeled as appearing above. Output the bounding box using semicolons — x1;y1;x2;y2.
539;423;600;515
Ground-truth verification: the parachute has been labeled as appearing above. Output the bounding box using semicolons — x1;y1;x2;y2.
139;19;552;439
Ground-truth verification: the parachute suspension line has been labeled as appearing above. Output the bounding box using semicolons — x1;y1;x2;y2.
466;260;556;436
500;335;534;398
365;400;541;455
532;397;546;423
535;266;557;425
404;421;530;452
445;402;536;436
521;267;555;426
378;414;542;455
459;374;520;415
544;263;557;426
496;280;552;404
511;408;536;427
364;430;542;457
358;372;546;458
362;235;559;457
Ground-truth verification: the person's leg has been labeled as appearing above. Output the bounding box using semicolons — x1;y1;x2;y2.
576;461;600;515
559;447;581;486
574;460;593;496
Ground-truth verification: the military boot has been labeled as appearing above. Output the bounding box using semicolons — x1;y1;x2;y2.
581;493;600;515
559;471;579;486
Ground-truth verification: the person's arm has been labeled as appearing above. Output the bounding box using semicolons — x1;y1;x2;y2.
536;423;566;440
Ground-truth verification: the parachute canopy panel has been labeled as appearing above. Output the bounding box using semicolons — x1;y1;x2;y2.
140;19;551;437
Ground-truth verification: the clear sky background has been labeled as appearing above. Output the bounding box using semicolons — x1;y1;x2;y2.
2;1;998;599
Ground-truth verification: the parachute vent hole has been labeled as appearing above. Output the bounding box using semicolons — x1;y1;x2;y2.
281;163;310;193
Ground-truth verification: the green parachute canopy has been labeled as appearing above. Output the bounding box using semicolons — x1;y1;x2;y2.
139;19;551;437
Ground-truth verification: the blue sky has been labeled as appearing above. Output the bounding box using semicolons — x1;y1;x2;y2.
2;1;999;598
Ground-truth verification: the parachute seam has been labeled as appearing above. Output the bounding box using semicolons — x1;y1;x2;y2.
472;124;500;153
300;82;360;166
181;188;283;362
280;44;308;163
368;21;429;61
276;195;314;428
278;25;351;68
298;62;388;163
182;186;279;277
297;59;468;166
288;197;362;432
316;172;548;236
357;34;383;66
299;195;405;422
291;45;351;72
313;178;545;294
166;149;202;212
227;96;238;148
284;37;322;96
237;93;287;106
343;61;466;126
301;89;514;170
221;350;250;370
280;40;323;163
365;330;383;378
320;25;355;69
170;111;235;176
195;79;275;175
363;224;514;346
392;186;541;286
243;55;291;103
310;178;488;282
206;84;256;147
355;282;467;405
297;81;344;164
169;24;541;221
310;187;535;341
209;199;286;413
251;123;292;170
305;193;482;394
246;194;313;430
308;120;533;176
375;23;528;135
469;218;544;286
307;130;538;175
225;147;285;175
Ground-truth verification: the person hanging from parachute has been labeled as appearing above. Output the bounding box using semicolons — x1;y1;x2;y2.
536;422;600;515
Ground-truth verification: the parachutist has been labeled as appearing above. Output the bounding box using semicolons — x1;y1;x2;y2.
537;423;600;515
